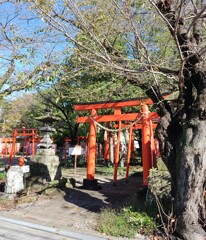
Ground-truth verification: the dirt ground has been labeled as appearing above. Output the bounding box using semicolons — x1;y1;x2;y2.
0;161;144;240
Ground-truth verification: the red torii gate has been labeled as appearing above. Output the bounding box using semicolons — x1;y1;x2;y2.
74;97;159;189
8;128;38;167
1;138;14;157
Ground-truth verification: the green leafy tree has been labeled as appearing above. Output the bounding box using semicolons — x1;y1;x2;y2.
37;59;142;145
0;93;45;135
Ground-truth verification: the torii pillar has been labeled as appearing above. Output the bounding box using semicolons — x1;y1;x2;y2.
141;104;152;185
83;109;98;189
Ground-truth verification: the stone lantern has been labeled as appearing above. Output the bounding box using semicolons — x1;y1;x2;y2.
29;110;61;183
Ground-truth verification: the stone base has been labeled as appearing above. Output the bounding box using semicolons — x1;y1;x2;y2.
26;177;67;194
5;166;24;194
83;179;101;190
30;149;61;182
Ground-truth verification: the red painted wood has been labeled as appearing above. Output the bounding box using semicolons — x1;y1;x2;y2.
141;104;152;186
77;112;159;123
87;109;97;180
74;98;154;111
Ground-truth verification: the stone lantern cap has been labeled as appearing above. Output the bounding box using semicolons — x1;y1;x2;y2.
35;110;60;149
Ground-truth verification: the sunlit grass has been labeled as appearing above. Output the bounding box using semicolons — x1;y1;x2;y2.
97;206;156;238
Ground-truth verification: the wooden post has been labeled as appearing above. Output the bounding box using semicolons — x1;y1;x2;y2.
131;130;135;159
149;120;156;167
126;126;133;181
32;129;35;156
8;130;17;167
113;108;121;184
113;121;121;183
104;137;110;161
141;104;151;186
87;109;97;180
74;154;77;180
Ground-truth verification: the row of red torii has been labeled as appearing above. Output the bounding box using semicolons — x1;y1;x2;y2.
74;97;160;189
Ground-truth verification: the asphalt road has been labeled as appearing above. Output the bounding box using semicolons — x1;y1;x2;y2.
0;218;75;240
0;219;74;240
0;217;108;240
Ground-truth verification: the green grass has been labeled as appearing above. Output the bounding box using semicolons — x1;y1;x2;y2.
96;187;162;238
97;206;156;238
97;208;136;238
95;165;114;175
0;162;6;181
95;164;142;176
0;172;5;180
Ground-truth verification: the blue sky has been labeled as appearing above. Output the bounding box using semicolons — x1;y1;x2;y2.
0;1;71;100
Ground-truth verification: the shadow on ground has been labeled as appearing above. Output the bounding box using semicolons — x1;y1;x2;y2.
0;156;145;215
60;171;144;213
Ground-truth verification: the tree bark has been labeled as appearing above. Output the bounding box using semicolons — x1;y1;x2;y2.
153;1;206;239
155;81;206;239
158;75;206;239
174;120;206;239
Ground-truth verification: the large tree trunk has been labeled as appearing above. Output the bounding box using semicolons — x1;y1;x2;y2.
174;120;206;239
153;1;206;239
155;72;206;239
